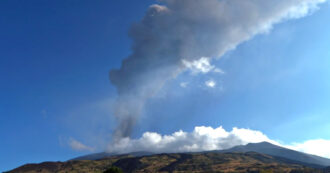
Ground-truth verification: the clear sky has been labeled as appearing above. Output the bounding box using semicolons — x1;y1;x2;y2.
1;0;330;172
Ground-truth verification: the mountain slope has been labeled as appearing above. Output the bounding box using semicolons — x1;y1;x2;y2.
71;151;153;161
72;142;330;167
8;142;330;172
218;142;330;167
6;152;324;173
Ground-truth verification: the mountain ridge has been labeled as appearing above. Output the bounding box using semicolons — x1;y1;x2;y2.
72;141;330;167
216;142;330;167
71;151;154;161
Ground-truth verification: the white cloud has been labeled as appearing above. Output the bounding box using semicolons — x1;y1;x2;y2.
180;82;188;88
286;0;326;19
69;138;94;152
107;125;276;154
182;57;216;74
205;80;216;88
107;125;330;159
287;139;330;158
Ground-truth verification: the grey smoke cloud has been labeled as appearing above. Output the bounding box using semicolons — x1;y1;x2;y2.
110;0;326;140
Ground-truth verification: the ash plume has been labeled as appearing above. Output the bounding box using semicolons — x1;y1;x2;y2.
109;0;326;141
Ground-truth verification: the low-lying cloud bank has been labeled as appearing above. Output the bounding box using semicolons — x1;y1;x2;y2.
106;125;330;158
107;126;276;154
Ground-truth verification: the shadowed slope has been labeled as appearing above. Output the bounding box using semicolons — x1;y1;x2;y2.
218;142;330;167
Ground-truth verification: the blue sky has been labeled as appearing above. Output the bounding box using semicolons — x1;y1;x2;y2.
1;0;330;171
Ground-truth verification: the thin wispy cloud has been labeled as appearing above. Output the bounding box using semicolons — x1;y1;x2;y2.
180;82;188;88
69;138;94;152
